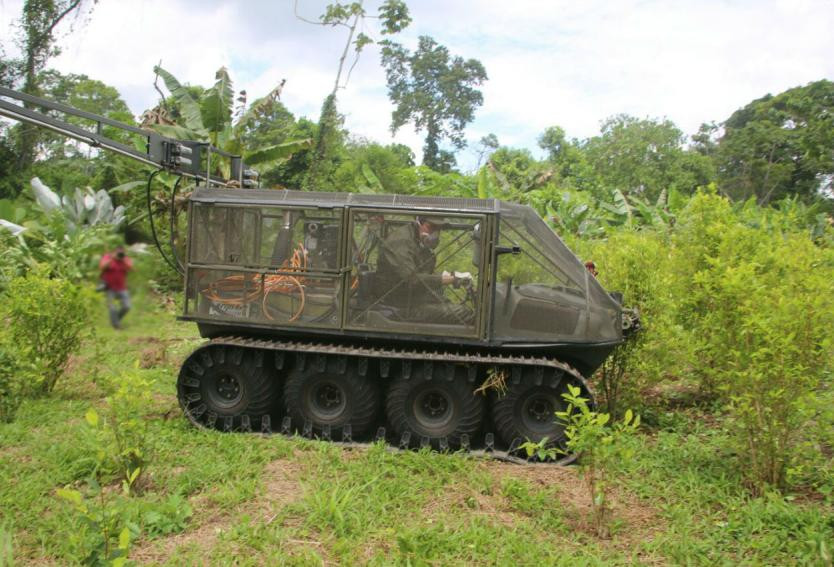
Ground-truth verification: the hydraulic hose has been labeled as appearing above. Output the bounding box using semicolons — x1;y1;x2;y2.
146;170;182;275
169;175;185;273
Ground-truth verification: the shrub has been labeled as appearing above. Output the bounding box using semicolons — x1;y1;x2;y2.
56;486;135;566
556;384;639;537
583;229;694;415
86;370;154;496
0;335;30;423
670;190;834;493
3;272;92;395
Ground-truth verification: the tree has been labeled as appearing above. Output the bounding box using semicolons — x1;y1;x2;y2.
474;133;499;168
333;139;416;194
13;0;96;169
294;1;411;189
715;80;834;205
538;125;599;192
380;36;487;170
583;115;712;202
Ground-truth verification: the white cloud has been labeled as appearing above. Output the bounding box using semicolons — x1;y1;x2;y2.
1;0;832;173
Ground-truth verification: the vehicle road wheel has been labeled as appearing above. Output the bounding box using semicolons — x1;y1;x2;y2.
386;364;484;447
283;357;380;438
492;367;577;453
177;345;282;431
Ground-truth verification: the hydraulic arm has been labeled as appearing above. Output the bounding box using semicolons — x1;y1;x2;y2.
0;86;258;188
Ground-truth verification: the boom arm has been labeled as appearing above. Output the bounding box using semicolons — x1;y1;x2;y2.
0;86;259;188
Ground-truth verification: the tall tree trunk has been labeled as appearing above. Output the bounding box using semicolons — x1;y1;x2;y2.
15;0;85;170
422;121;440;170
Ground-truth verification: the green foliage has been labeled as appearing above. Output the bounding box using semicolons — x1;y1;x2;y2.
557;385;640;537
582;228;690;411
0;177;124;288
2;272;92;394
86;370;155;496
0;524;12;567
380;35;487;170
583;114;714;202
304;94;345;191
150;65;311;179
140;494;192;537
716;79;834;204
0;335;26;423
56;485;135;566
587;188;834;494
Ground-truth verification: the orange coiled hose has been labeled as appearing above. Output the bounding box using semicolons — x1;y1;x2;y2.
201;242;308;322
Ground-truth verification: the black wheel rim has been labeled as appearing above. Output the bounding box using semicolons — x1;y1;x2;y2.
413;389;453;429
308;380;347;420
207;372;243;409
520;392;559;435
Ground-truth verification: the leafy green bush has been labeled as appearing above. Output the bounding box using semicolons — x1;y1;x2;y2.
664;191;834;493
56;485;135;566
583;229;695;415
3;272;92;395
0;334;31;423
556;384;639;537
139;494;192;537
86;370;155;496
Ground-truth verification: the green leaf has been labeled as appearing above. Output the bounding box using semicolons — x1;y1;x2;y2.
361;163;384;192
153;65;205;132
108;181;146;195
624;408;633;425
149;123;208;142
118;527;131;549
244;139;312;166
85;408;99;428
201;67;234;135
56;488;82;505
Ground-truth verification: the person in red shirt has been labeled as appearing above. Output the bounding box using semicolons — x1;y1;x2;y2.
99;246;133;329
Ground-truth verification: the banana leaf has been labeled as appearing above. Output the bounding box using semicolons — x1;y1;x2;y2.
201;67;234;136
153;65;205;133
244;138;312;166
361;163;384;193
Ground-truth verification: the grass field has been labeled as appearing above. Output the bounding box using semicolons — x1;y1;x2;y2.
1;271;832;566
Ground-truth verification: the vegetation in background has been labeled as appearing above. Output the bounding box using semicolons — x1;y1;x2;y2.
380;35;488;171
3;271;92;394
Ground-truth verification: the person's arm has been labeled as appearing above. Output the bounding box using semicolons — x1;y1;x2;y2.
99;254;112;270
125;257;134;270
385;242;443;288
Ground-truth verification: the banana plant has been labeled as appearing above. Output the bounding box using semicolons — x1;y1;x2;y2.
598;188;675;230
151;66;312;179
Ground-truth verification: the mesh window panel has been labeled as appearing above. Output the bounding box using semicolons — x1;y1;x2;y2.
190;205;258;266
494;217;588;341
187;267;342;328
346;211;482;336
188;267;260;321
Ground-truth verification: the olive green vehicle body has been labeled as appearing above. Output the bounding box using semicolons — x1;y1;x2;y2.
181;188;625;377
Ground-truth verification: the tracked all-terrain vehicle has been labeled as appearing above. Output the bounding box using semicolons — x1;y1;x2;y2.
0;86;634;460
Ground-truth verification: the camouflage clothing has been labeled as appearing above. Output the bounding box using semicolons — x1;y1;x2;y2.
376;223;473;325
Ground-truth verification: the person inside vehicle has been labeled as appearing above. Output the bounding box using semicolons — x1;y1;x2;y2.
375;216;474;325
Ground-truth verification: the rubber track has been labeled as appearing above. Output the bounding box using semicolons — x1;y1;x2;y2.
187;335;592;465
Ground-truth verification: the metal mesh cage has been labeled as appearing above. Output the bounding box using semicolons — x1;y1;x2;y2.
187;204;343;328
346;211;482;336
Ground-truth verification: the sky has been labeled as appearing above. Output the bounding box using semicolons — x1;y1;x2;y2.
1;0;833;170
